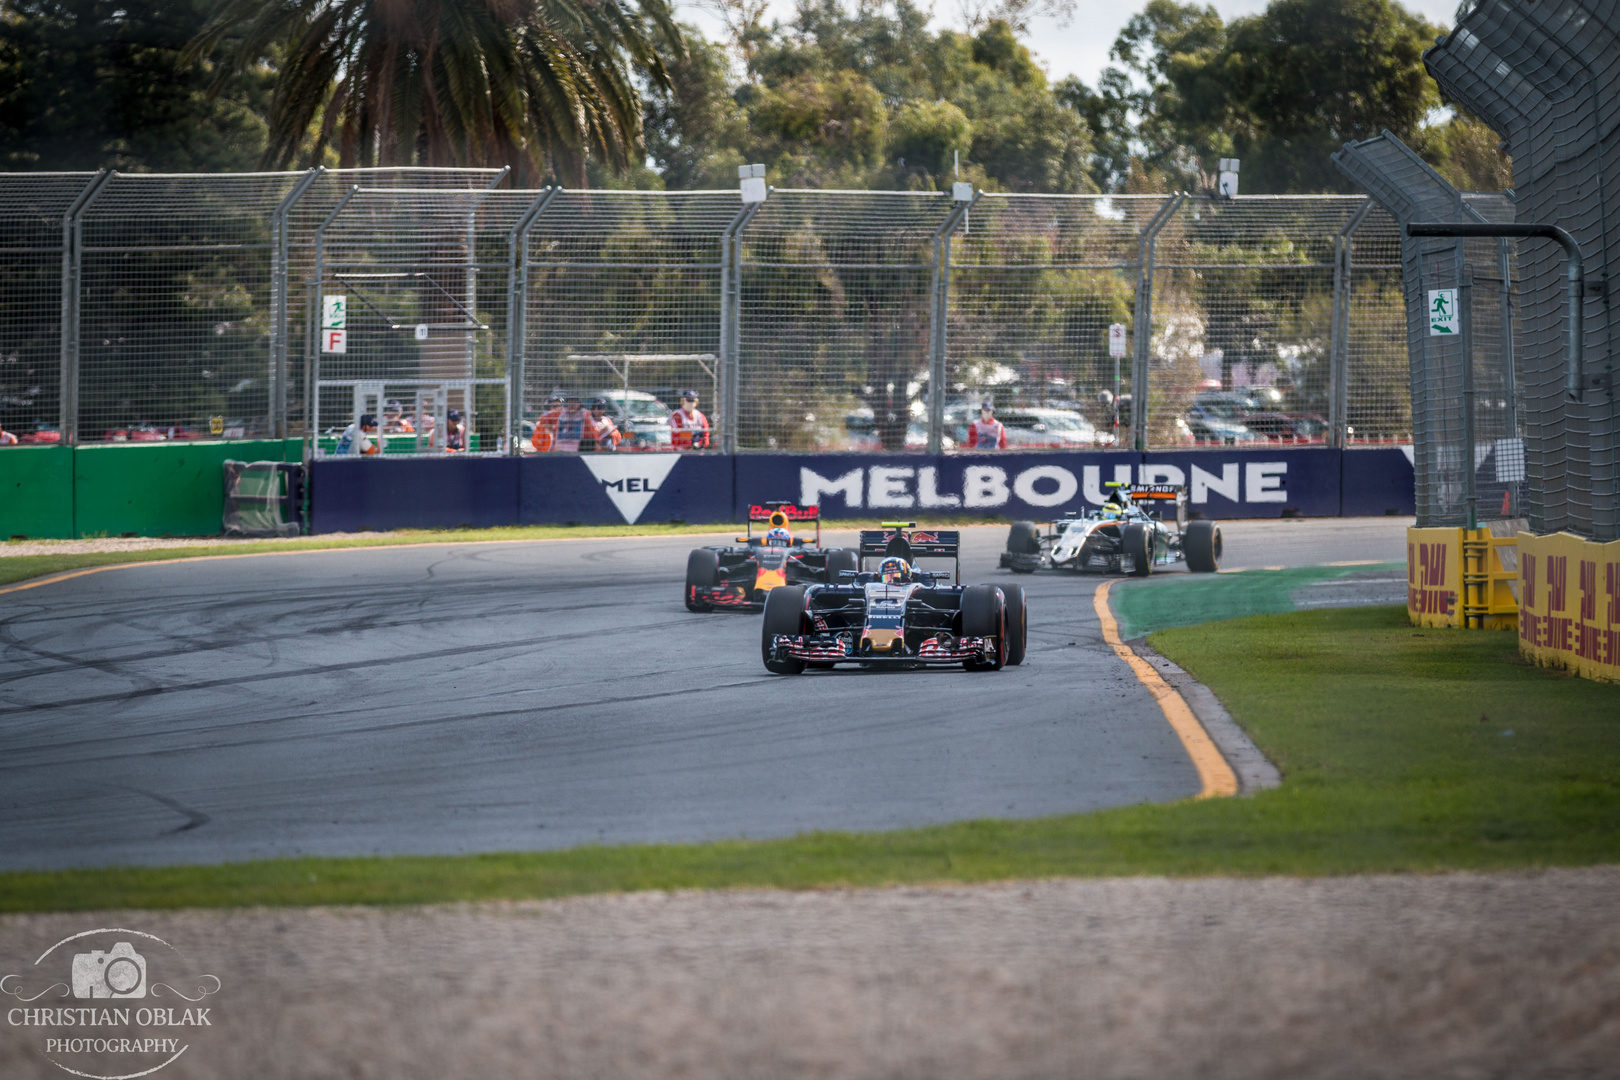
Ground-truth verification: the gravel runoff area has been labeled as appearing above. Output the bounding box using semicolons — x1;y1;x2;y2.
2;868;1615;1080
0;534;350;557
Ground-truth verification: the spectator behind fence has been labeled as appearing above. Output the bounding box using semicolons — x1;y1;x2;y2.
966;401;1007;449
531;393;565;452
0;423;17;445
335;413;379;455
445;408;467;452
551;395;591;452
582;398;621;452
383;399;413;433
670;390;710;450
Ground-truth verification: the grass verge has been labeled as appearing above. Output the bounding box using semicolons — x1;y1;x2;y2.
3;606;1616;912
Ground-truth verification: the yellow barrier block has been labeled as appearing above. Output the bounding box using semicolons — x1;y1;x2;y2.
1516;531;1620;683
1407;527;1462;628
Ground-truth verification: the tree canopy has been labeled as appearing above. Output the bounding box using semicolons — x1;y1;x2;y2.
0;0;1511;193
640;0;1094;193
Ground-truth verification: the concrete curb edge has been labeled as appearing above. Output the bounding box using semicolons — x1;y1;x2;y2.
1126;637;1282;795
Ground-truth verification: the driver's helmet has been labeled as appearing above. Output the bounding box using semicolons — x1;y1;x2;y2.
1100;503;1123;519
764;527;792;548
879;556;911;584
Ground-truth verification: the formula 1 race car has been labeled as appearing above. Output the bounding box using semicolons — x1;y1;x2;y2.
685;502;859;611
999;482;1221;577
761;523;1027;673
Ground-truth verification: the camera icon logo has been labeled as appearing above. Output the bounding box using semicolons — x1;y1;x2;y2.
70;941;147;999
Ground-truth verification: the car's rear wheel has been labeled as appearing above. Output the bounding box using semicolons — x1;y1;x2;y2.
1002;584;1028;666
824;547;858;582
1123;523;1153;577
1006;521;1041;574
761;585;808;674
685;548;719;611
1184;519;1222;572
960;584;1006;671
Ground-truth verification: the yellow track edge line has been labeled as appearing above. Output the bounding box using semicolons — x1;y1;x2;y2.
0;530;749;598
1093;580;1239;799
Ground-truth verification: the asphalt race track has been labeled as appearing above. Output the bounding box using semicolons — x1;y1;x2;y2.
0;519;1408;872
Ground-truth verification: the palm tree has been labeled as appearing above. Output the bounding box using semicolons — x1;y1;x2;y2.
192;0;680;183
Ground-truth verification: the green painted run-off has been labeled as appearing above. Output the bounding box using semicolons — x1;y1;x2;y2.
1111;563;1407;639
0;440;301;539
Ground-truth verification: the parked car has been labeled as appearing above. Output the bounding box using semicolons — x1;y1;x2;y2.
843;408;946;451
588;389;674;448
1186;392;1259;443
1242;412;1329;442
997;408;1100;448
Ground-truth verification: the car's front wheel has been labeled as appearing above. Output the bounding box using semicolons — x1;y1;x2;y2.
1001;584;1028;666
960;584;1006;671
761;585;808;674
685;548;719;611
1184;519;1222;572
1122;523;1153;577
823;547;858;582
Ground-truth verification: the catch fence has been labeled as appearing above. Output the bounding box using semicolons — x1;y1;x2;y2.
2;171;1418;456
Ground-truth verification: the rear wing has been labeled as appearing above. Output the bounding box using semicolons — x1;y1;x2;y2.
858;524;961;582
746;501;820;545
1125;483;1187;527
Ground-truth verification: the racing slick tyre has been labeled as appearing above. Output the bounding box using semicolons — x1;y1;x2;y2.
1001;584;1028;666
960;584;1007;671
824;548;858;582
685;548;719;611
1006;522;1041;574
761;585;808;675
1122;523;1153;578
1184;519;1222;573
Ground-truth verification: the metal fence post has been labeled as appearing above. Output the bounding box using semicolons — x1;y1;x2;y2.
308;185;360;459
505;186;559;454
719;198;762;455
1497;237;1518;437
1460;262;1476;528
1131;193;1184;451
58;169;113;446
928;191;979;454
1329;199;1374;447
270;168;324;440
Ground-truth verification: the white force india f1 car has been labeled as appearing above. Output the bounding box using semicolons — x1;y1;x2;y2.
686;502;858;611
762;523;1027;674
999;482;1222;577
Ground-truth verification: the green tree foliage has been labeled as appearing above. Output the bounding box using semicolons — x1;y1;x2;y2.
1059;0;1509;195
193;0;682;184
0;0;271;171
646;1;1095;193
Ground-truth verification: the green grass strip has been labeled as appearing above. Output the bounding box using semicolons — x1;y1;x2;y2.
2;606;1616;912
1111;563;1405;639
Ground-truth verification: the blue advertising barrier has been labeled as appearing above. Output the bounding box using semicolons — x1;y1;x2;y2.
310;447;1415;531
517;452;733;526
1341;447;1417;517
310;456;520;533
738;449;1348;520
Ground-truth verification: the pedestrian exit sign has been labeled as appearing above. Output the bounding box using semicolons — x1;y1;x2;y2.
1428;289;1458;335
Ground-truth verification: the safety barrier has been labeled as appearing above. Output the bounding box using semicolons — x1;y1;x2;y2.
1406;525;1519;630
1516;532;1620;683
0;440;302;539
308;447;1415;533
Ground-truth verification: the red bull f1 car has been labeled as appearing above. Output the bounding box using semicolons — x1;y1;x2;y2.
999;482;1222;576
685;502;858;611
762;523;1027;673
